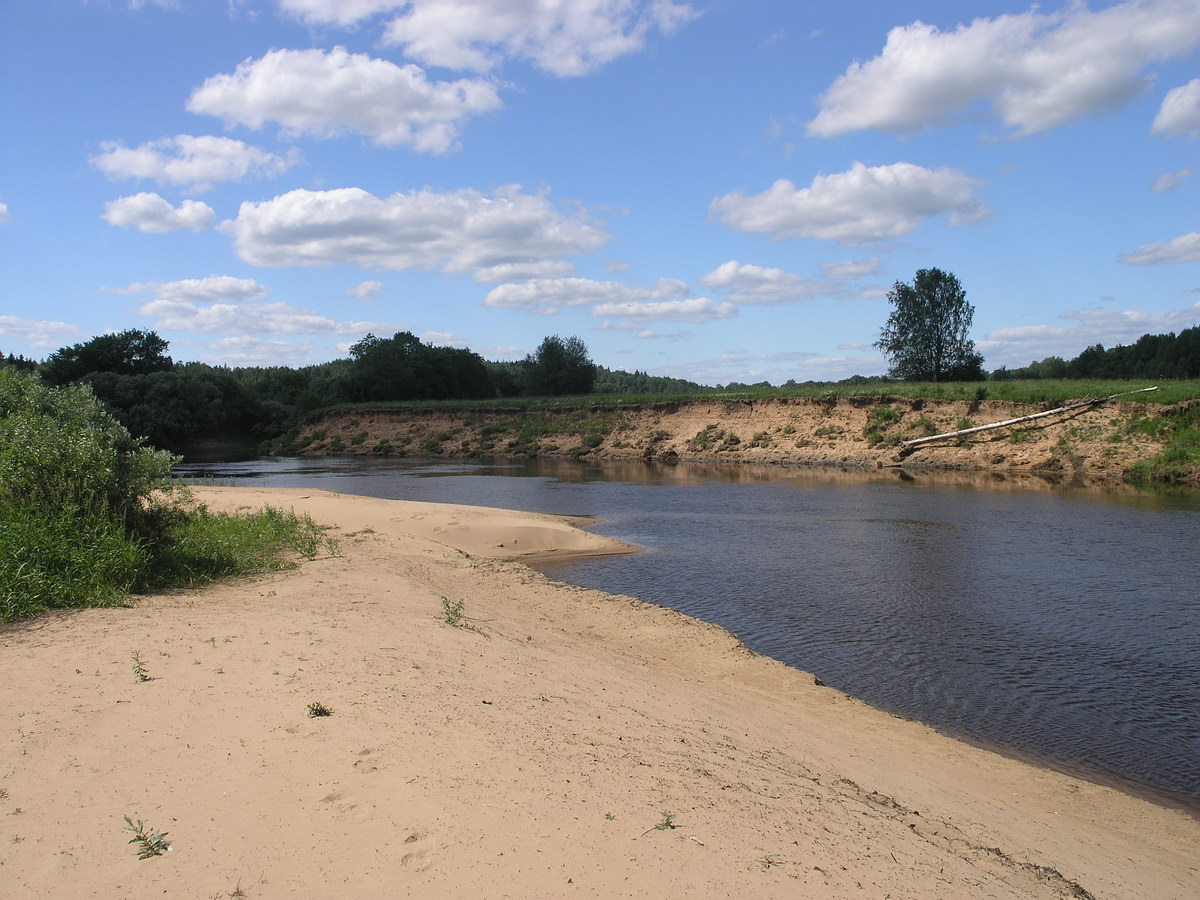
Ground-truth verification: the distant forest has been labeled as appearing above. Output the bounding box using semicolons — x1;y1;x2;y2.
2;324;1197;453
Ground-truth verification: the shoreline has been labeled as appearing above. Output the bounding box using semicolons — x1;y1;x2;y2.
2;486;1196;898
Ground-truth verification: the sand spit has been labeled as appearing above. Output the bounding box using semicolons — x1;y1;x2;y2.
285;396;1196;485
1;486;1196;899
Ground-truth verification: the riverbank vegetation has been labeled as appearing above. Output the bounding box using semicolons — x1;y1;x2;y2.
0;370;334;623
3;325;1198;458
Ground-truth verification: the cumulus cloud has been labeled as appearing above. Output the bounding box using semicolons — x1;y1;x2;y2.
710;162;988;245
978;301;1200;366
102;193;216;233
379;0;697;76
1119;233;1200;265
592;297;734;322
0;316;88;350
347;280;386;299
138;297;396;337
808;0;1200;138
657;348;881;385
0;201;9;223
200;336;321;367
1151;168;1194;192
110;276;269;304
1152;78;1200;138
484;276;690;315
90;135;298;191
223;186;608;274
819;257;881;281
187;47;501;153
472;260;576;283
699;261;828;305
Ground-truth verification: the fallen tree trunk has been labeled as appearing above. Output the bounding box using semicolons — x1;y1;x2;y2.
899;386;1160;453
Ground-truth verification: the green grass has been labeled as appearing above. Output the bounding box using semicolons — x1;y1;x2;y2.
299;379;1199;422
1;370;337;623
1123;403;1200;486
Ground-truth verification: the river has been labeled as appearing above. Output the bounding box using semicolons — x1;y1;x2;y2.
176;455;1200;812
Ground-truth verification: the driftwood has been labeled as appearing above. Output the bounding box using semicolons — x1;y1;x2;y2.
898;386;1160;453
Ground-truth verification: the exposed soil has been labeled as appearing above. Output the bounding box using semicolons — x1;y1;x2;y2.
283;396;1192;487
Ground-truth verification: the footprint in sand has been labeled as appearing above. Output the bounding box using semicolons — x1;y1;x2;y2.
399;830;433;871
318;790;375;823
353;747;379;774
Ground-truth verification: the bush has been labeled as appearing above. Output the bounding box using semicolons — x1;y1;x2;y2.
0;371;335;622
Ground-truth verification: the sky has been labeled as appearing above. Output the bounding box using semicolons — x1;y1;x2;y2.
2;0;1199;385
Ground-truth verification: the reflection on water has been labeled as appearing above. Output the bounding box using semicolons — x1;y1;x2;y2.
177;455;1200;810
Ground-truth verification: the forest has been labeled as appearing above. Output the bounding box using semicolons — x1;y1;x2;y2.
2;324;1198;453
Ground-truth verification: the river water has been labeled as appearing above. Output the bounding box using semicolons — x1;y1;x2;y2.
176;455;1200;811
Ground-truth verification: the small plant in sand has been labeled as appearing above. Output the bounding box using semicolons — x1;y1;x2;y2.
131;651;151;682
123;815;171;859
757;854;782;870
641;813;680;836
307;701;333;718
441;596;466;627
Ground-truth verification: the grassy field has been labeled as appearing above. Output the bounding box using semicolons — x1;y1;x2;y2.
300;378;1200;420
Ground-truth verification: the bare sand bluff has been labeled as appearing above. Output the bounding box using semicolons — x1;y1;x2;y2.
2;486;1196;898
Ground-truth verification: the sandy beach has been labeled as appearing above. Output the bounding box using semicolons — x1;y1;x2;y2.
2;486;1196;899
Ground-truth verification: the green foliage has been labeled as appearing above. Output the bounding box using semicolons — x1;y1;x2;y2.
342;331;494;403
123;816;171;859
994;326;1200;381
864;404;903;446
307;702;333;718
41;330;172;386
441;596;466;627
0;371;336;622
131;651;150;683
1123;404;1200;485
875;269;985;382
528;334;595;396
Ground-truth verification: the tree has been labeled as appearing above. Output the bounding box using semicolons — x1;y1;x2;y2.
527;335;595;396
40;329;172;385
875;268;984;382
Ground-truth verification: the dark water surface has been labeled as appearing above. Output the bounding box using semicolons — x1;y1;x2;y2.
177;456;1200;810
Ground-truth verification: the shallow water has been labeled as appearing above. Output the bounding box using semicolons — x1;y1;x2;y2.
177;456;1200;810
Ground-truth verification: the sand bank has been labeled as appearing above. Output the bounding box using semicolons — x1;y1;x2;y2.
1;486;1196;898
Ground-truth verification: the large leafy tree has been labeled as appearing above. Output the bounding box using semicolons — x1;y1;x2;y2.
875;268;984;382
40;329;172;385
527;335;595;396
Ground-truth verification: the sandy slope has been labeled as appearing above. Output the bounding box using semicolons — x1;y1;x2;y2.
1;486;1196;899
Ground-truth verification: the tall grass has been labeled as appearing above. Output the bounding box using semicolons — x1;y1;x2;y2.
0;371;334;623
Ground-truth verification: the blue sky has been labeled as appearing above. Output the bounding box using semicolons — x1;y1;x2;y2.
2;0;1199;384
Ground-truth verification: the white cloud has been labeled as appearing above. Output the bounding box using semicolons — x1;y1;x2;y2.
380;0;697;76
199;336;321;367
1119;233;1200;265
111;276;268;304
1152;78;1200;138
592;296;735;322
979;301;1200;365
484;276;690;315
606;259;632;273
657;348;882;385
224;186;608;273
699;260;827;305
187;47;501;153
277;0;402;26
347;280;386;299
710;162;988;245
138;297;397;337
808;0;1200;138
819;257;881;281
420;330;468;347
90;135;298;191
0;201;9;223
1151;168;1194;192
0;316;88;351
102;192;216;233
472;260;576;283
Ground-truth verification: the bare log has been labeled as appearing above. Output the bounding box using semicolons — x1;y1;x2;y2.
899;386;1160;452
